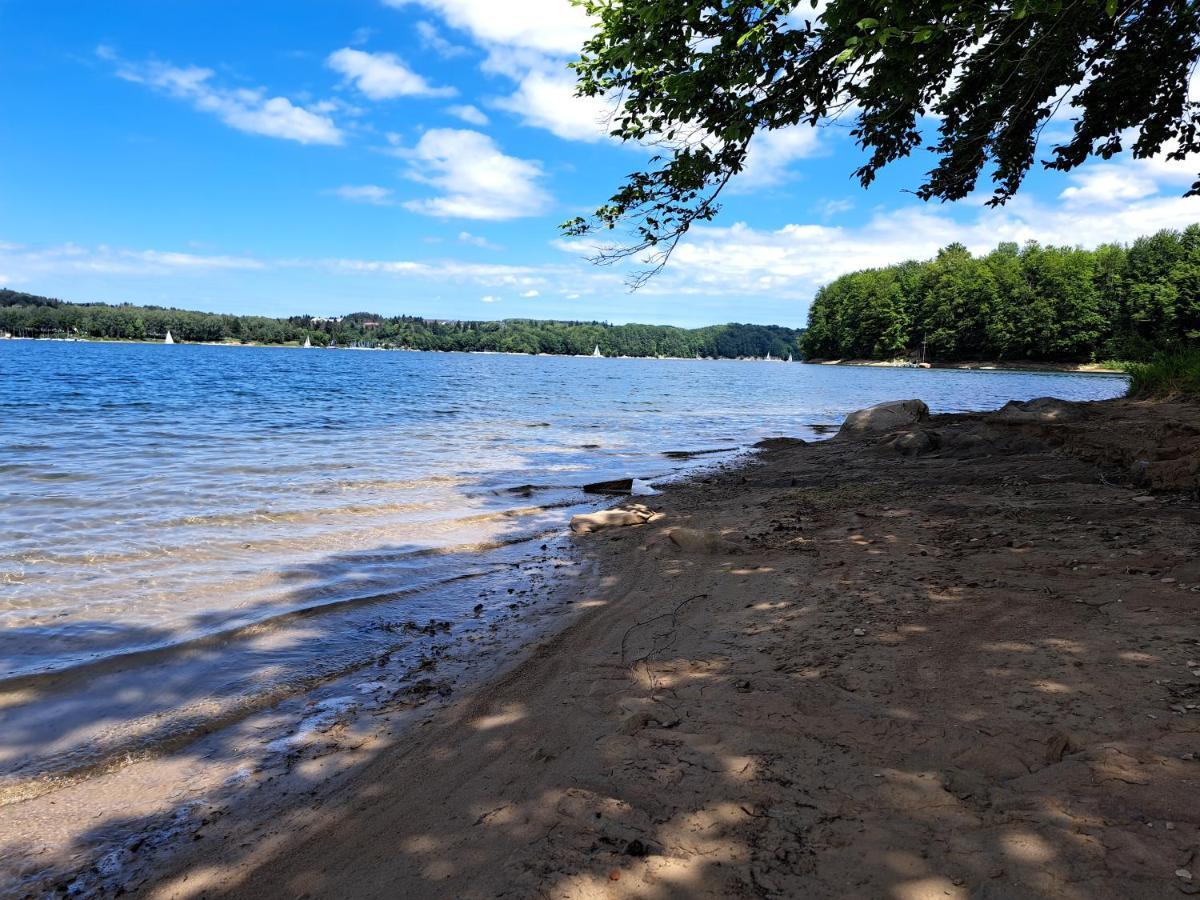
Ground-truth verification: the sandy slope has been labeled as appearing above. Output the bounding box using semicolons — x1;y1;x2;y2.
140;398;1200;899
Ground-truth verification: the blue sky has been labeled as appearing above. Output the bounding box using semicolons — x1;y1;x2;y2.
2;0;1199;327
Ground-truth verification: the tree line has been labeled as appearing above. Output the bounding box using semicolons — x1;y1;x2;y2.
801;225;1200;362
0;290;801;359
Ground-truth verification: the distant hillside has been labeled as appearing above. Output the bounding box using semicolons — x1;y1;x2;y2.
0;289;803;359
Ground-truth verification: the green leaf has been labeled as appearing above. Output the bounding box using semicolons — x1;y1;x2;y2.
856;17;879;30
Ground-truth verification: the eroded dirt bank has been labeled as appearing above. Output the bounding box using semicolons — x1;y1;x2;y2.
143;397;1200;899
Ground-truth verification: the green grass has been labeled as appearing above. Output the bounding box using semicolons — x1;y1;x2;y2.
1125;349;1200;398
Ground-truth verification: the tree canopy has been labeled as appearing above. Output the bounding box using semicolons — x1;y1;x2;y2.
801;224;1200;361
566;0;1200;282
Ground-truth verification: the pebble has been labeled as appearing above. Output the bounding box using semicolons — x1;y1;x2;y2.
853;628;866;637
1178;869;1194;881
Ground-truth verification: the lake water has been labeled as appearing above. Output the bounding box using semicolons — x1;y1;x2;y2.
0;341;1127;787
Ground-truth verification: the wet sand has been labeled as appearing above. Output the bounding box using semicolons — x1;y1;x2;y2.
11;396;1200;898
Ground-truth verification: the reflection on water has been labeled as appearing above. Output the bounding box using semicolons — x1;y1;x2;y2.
0;341;1127;782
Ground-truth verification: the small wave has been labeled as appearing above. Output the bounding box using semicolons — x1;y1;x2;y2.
0;522;575;683
0;498;581;569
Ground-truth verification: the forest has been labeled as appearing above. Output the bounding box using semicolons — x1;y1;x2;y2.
801;225;1200;362
0;290;801;359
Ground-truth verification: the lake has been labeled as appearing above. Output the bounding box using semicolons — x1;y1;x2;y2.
0;340;1127;787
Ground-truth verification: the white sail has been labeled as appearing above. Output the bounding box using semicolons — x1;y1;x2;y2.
765;351;772;361
303;336;312;348
787;353;793;362
164;331;174;344
592;345;602;357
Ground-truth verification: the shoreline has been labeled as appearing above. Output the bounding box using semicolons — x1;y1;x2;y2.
808;357;1129;375
1;337;1134;372
32;393;1196;898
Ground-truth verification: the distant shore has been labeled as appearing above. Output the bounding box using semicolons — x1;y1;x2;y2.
806;356;1129;374
3;336;1133;372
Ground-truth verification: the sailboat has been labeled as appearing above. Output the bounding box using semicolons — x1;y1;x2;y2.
765;351;773;361
787;353;793;362
592;345;603;358
164;331;174;345
303;335;312;348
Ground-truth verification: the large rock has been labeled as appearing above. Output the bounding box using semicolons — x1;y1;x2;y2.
993;397;1085;424
836;399;929;440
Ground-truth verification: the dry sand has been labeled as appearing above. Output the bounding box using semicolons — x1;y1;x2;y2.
52;399;1200;897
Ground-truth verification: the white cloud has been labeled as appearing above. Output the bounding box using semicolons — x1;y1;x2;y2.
520;289;540;297
106;51;343;145
458;231;501;249
480;294;499;302
732;126;825;191
386;1;627;146
0;241;264;281
313;257;550;286
415;20;468;58
1059;163;1158;206
447;103;488;125
329;184;396;205
326;48;454;100
384;0;592;55
818;198;854;218
396;128;551;220
491;67;618;142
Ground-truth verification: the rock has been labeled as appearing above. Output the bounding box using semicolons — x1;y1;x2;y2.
993;397;1084;424
663;447;737;459
624;838;660;858
618;711;653;734
884;428;939;456
570;505;654;534
668;527;741;554
583;478;634;495
836;399;929;440
853;627;866;637
753;437;807;450
1178;869;1194;881
1044;730;1080;764
1141;456;1200;491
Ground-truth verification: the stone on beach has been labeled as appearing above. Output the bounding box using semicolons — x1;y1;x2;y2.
583;478;634;495
993;396;1087;423
882;428;939;456
667;526;741;554
570;505;655;534
836;399;929;440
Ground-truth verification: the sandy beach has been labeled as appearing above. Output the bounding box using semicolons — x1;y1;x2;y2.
60;394;1190;900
